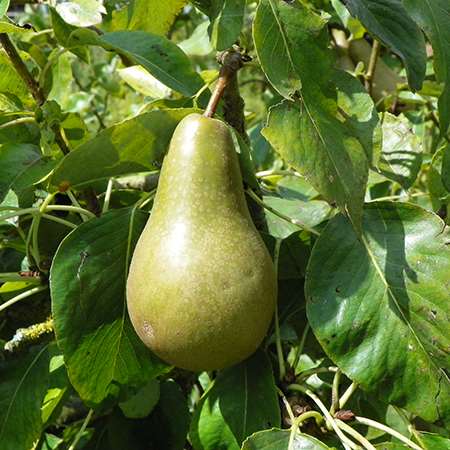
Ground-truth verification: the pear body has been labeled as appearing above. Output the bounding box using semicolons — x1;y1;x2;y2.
126;113;276;371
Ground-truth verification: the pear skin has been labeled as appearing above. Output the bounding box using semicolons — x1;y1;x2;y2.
126;113;277;371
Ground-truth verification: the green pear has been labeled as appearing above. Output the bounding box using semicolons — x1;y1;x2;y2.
126;113;277;371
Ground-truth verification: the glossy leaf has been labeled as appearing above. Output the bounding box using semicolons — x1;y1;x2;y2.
119;379;160;419
56;0;106;27
419;432;450;450
343;0;426;90
306;202;450;424
190;351;280;450
50;208;168;405
110;0;187;36
0;143;42;203
403;0;450;133
51;108;195;189
377;113;422;189
0;346;50;450
68;29;204;96
0;52;30;101
117;65;171;98
242;428;330;450
48;52;73;109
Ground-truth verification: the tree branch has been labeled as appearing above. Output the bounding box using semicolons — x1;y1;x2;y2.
365;39;381;96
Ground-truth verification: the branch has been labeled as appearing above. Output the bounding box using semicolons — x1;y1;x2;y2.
365;39;381;96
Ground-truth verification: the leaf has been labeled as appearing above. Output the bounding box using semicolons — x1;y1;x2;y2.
343;0;426;91
376;113;422;189
0;143;42;203
403;0;450;133
48;52;73;109
68;29;204;96
255;1;370;230
263;196;332;239
56;0;106;27
117;65;171;98
242;428;330;450
148;380;190;450
306;202;450;424
51;108;195;189
190;351;280;450
110;0;187;36
418;431;450;450
209;0;246;51
253;0;331;99
0;346;50;450
0;0;9;17
0;51;30;101
262;99;368;232
442;144;450;192
119;379;160;419
178;21;213;57
50;208;168;405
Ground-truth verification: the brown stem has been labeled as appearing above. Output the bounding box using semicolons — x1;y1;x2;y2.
0;33;45;105
203;48;248;119
365;39;381;96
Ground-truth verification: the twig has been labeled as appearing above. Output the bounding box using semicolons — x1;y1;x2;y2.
339;381;359;409
354;416;423;450
0;285;48;314
203;47;248;119
0;117;35;129
4;317;53;352
336;419;376;450
330;369;341;415
365;39;381;96
273;238;285;380
68;409;94;450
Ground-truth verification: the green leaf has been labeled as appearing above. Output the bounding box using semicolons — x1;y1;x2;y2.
263;196;332;239
109;0;187;36
119;379;160;419
306;202;450;424
209;0;245;51
255;2;371;230
68;29;204;96
117;65;171;98
418;432;450;450
190;351;280;450
0;143;42;203
50;208;168;405
0;346;50;450
148;380;190;450
48;52;73;109
0;51;30;101
39;433;63;450
403;0;450;133
242;428;330;449
262;99;368;232
442;144;450;192
0;0;9;17
56;0;106;27
51;108;195;189
178;21;213;57
253;0;331;99
376;113;422;189
343;1;426;90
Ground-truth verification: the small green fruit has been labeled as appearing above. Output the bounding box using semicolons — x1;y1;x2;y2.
126;113;277;371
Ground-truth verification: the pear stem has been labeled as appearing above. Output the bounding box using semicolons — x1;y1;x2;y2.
203;47;249;119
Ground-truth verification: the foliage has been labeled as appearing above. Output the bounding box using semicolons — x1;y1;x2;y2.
0;1;449;449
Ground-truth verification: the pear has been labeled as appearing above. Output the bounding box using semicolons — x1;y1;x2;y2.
126;113;277;371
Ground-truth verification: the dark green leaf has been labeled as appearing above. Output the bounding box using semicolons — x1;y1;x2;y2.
0;143;41;203
68;29;204;96
344;0;426;90
306;202;450;424
262;99;368;232
190;351;280;450
209;0;245;51
419;431;450;450
0;346;50;450
376;113;422;189
51;109;195;189
403;0;450;133
241;428;330;449
50;208;168;405
119;379;160;419
148;380;190;450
